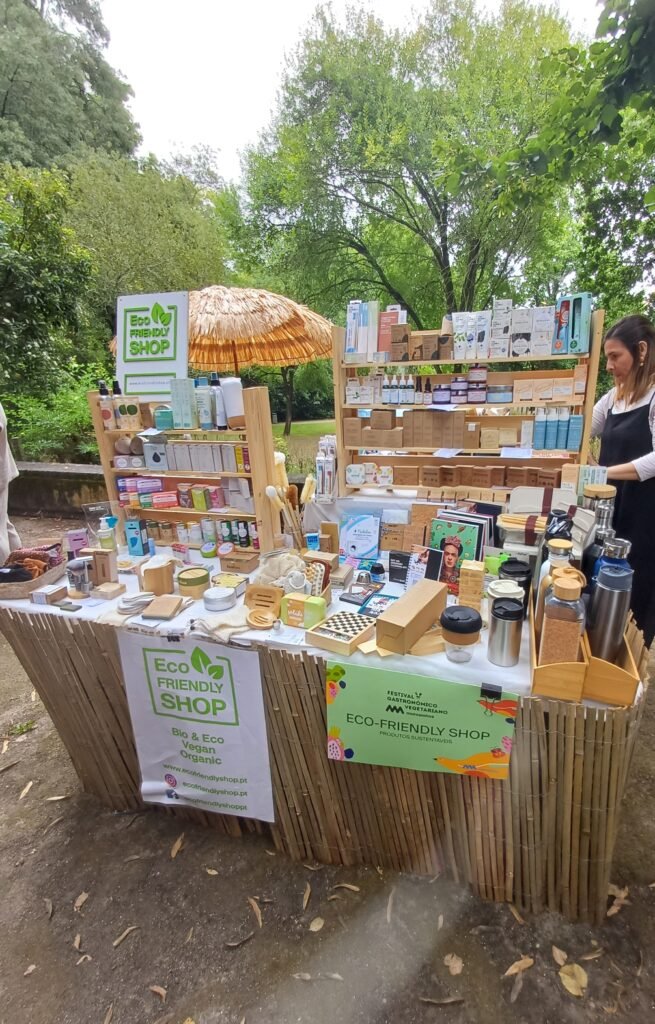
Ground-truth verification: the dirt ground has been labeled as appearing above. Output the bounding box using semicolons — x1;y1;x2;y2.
1;515;654;1024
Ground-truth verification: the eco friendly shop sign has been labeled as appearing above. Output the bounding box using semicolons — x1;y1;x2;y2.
326;661;518;780
116;290;189;398
118;632;274;821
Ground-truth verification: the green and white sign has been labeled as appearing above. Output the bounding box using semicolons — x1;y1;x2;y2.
326;661;518;780
116;290;189;398
118;632;274;821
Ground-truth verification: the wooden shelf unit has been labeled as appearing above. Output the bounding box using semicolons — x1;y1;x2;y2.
88;386;280;552
332;311;604;495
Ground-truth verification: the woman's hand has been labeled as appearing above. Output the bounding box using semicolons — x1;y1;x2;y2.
606;462;640;481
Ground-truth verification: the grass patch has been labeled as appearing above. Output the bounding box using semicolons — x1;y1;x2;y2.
272;419;335;438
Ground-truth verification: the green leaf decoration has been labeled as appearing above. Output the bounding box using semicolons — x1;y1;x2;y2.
190;647;212;674
151;302;165;324
208;664;224;681
160;311;172;326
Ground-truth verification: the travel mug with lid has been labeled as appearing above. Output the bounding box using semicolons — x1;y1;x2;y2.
498;558;532;618
488;597;524;667
589;564;633;663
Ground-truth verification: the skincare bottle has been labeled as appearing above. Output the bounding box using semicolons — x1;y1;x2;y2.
195;377;214;430
406;374;415;404
423;378;432;405
382;374;390;404
98;380;116;431
210;372;228;430
414;377;423;404
545;407;559;450
533;407;547;449
389;375;399;404
556;407;570;450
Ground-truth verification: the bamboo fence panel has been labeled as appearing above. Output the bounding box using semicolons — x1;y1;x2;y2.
0;608;647;925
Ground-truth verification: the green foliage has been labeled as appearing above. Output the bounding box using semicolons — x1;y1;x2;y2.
66;152;231;334
242;0;573;326
0;163;93;393
5;360;104;463
0;0;138;167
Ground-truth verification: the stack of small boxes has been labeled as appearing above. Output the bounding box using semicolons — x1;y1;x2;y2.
458;560;485;612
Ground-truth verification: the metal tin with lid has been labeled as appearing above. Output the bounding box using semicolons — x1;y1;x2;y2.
450;378;469;405
432;384;452;405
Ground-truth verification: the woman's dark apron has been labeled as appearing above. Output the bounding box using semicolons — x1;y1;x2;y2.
599;396;655;646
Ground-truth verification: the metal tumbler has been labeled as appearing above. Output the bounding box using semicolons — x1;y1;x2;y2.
488;597;524;667
588;565;633;663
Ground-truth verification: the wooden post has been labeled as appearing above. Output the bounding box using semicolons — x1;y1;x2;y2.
243;386;280;553
332;326;347;496
580;308;605;464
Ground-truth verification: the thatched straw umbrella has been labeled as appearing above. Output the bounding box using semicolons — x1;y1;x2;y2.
187;285;332;373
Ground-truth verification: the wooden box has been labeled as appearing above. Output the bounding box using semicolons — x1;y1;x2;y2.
392;465;419;486
306;612;376;655
436;334;454;360
361;426;404;448
391;324;410;362
220;549;260;573
379;524;405;551
420;466;441;488
506;466;530;488
402;410;415;447
456;465;474;486
464;421;481;450
536;468;562;488
376;579;447;654
440;465;461;487
583;636;640;706
371;409;396;430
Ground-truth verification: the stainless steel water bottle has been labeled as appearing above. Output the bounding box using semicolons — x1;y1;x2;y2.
588;565;633;663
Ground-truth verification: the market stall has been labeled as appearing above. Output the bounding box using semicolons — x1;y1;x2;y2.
0;289;649;928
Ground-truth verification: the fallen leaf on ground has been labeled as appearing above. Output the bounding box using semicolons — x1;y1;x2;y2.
503;956;534;977
1;738;8;754
509;904;525;925
74;892;89;912
608;883;628;899
185;927;194;944
225;932;254;949
302;882;311;911
31;689;37;702
19;780;33;800
437;914;444;931
648;881;655;888
204;868;218;876
170;833;185;859
248;897;262;929
103;1005;113;1024
309;917;324;933
113;925;138;948
444;953;464;976
559;963;588;997
293;973;312;981
0;759;19;774
510;973;524;1003
327;895;342;901
386;888;395;925
303;863;322;871
76;954;92;965
44;898;53;920
149;985;167;1002
73;934;82;951
580;948;604;961
321;973;343;981
24;964;36;976
419;996;464;1006
552;946;568;966
332;883;360;892
265;850;276;856
43;816;63;834
124;855;143;863
45;795;68;802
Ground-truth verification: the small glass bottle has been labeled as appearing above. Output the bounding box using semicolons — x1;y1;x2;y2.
406;374;415;404
414;377;423;404
382;375;391;404
538;579;586;666
423;378;432;405
389;375;399;404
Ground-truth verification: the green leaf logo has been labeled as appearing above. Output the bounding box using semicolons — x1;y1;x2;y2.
151;301;165;324
160;311;172;326
208;664;224;681
190;647;212;674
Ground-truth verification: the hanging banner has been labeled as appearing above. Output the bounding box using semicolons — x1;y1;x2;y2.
326;661;518;780
116;290;189;398
118;632;274;821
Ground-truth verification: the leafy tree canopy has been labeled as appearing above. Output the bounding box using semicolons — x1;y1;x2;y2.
0;0;138;166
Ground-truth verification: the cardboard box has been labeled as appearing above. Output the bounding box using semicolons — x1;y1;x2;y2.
390;324;410;362
343;416;363;446
513;379;534;403
371;409;396;430
380;523;405;551
506;466;530;488
536;468;562;488
402;410;415;447
533;378;554;403
436;334;454;361
573;364;588;395
361;426;404;449
552;377;574;402
411;503;441;526
456;465;474;486
498;427;518;446
376;578;447;654
464;421;480;450
392;465;419;486
402;523;426;549
408;335;424;361
480;428;500;449
420;466;441;488
440;465;460;487
30;582;68;605
415;332;441;360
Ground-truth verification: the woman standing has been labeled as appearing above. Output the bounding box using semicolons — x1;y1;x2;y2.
0;402;21;563
592;315;655;646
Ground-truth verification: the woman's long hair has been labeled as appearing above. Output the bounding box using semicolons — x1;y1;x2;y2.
605;314;655;404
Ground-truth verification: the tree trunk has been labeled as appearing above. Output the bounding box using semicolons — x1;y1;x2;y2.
281;365;296;436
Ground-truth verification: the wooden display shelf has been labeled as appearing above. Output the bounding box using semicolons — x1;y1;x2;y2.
102;427;246;438
111;468;251;479
343;401;584;412
341;353;586;369
123;506;256;522
345;445;576;456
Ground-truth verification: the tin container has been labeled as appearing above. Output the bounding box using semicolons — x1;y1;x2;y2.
237;521;250;548
467;364;488;384
175;524;189;544
177;483;193;509
177;566;210;600
248;523;260;550
159;522;175;545
206;485;224;510
188;523;203;546
467;383;487;404
201;518;216;542
488;597;523;667
220;521;232;543
487;384;513;404
242;446;251;472
230;520;240;545
450;378;469;405
432;384;452;405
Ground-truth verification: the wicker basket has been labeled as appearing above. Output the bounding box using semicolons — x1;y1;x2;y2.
0;562;67;600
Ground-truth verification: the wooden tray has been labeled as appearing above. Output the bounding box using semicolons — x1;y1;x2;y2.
0;562;67;600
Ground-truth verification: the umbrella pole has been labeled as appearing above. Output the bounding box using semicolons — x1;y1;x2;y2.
232;341;239;375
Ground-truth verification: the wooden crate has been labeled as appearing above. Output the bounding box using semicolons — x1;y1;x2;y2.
584;635;640;706
530;602;589;702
